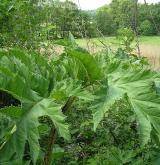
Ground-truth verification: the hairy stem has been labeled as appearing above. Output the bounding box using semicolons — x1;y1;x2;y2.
43;96;76;165
62;96;76;113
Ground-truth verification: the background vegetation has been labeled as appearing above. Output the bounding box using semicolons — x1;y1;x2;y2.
0;0;160;46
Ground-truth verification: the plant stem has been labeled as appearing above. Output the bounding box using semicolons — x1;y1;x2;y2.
43;96;76;165
43;128;57;165
62;96;76;113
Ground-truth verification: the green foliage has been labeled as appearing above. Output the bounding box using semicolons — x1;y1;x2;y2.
0;113;15;145
68;49;102;83
96;6;116;35
1;37;160;164
139;20;155;36
1;0;160;164
0;47;99;164
117;28;134;53
54;98;160;165
93;61;160;146
50;79;93;102
0;49;72;164
0;99;70;164
1;0;159;49
96;0;160;36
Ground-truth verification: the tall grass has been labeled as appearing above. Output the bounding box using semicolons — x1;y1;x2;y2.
140;45;160;70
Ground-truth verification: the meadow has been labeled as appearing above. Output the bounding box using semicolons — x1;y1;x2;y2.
77;36;160;70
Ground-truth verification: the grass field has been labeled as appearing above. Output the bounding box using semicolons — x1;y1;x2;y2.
76;36;160;70
76;36;160;46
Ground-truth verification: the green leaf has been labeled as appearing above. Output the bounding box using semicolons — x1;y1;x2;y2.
93;63;160;146
0;99;70;164
62;55;89;82
154;80;160;95
51;79;94;102
0;113;15;141
68;50;102;82
0;48;72;164
0;106;22;119
52;144;64;160
0;65;36;103
0;48;53;102
92;80;123;131
68;31;78;48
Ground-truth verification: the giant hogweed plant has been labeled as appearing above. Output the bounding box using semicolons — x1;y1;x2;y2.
0;43;160;164
0;47;99;165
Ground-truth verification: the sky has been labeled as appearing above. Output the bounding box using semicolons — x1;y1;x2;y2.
73;0;160;10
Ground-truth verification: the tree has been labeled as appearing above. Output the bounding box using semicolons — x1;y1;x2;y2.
0;0;49;48
96;5;116;35
109;0;134;29
139;20;154;35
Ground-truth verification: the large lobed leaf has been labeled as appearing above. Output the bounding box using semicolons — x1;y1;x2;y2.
0;48;53;101
93;61;160;146
0;99;70;165
67;49;102;83
0;49;70;164
92;79;123;131
0;48;97;164
52;49;103;85
51;79;94;102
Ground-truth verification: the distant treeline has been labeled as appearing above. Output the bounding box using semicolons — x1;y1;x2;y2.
95;0;160;36
0;0;159;48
